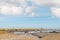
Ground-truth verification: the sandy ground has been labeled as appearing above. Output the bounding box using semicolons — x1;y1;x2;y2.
0;33;40;40
40;33;60;40
0;32;60;40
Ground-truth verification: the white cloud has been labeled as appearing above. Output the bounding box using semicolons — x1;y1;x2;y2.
29;12;40;17
1;0;60;7
23;6;36;17
27;0;60;6
7;0;27;7
0;0;26;16
30;12;35;17
25;6;34;13
0;0;35;16
19;0;27;7
25;7;32;13
1;0;60;17
0;5;23;15
50;7;60;18
28;0;60;18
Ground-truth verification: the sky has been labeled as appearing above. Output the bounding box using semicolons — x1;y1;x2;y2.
0;0;60;29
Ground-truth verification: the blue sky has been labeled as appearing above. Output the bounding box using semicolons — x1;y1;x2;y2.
0;0;60;29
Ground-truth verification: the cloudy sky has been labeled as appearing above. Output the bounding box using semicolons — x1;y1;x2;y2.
0;0;60;29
